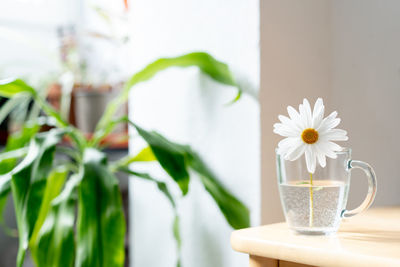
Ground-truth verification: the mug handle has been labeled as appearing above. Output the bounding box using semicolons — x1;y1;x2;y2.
341;160;377;218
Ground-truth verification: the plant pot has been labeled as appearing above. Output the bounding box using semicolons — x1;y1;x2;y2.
74;89;125;134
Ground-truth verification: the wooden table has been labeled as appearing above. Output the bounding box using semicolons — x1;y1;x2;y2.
231;207;400;267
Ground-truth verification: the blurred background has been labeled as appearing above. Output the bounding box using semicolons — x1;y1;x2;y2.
1;0;399;267
0;0;259;266
261;0;400;223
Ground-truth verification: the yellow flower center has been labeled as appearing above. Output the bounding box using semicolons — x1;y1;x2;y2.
301;128;319;144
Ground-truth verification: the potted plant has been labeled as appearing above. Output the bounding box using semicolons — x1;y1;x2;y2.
0;52;249;267
56;8;130;135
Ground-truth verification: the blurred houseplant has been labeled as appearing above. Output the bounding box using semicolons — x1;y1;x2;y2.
54;5;131;134
0;52;249;267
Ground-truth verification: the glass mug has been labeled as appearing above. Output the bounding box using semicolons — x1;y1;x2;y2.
276;148;377;235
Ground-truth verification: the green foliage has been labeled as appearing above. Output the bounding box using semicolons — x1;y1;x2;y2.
10;129;65;267
132;123;190;195
0;123;40;234
185;150;250;229
118;146;157;165
127;121;250;229
33;173;79;267
97;52;241;131
0;51;249;267
29;166;68;249
117;168;181;266
0;122;41;174
0;78;35;98
76;149;125;267
119;169;176;208
0;94;29;125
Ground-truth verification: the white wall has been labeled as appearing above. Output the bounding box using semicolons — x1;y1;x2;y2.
128;1;260;267
260;0;400;224
331;0;400;207
0;0;79;77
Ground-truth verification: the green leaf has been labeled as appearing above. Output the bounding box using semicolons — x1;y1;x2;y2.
29;166;68;249
0;124;40;235
56;146;82;163
0;78;36;98
131;123;190;196
116;167;181;267
10;128;65;267
0;174;11;226
0;94;30;125
76;148;125;267
0;78;85;148
34;94;69;128
89;115;128;147
0;123;40;175
128;121;250;229
118;167;176;208
296;181;310;185
0;147;28;162
185;150;250;229
125;146;156;163
0;185;10;227
173;214;182;267
0;119;64;235
0;191;16;237
124;52;238;91
173;214;181;250
112;146;156;171
97;52;240;131
0;191;8;220
32;173;80;267
0;148;29;224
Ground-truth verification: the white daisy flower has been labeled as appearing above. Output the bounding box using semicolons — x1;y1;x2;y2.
273;98;348;173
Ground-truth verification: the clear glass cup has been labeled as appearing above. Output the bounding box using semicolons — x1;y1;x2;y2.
276;148;377;235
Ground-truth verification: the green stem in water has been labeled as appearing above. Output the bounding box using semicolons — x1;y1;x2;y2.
309;173;314;227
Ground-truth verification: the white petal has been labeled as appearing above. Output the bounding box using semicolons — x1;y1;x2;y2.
287;106;304;129
310;146;318;172
313;98;324;115
285;142;306;161
305;146;316;173
319;118;341;133
287;106;300;120
299;100;312;128
328;110;338;119
273;123;298;137
326;141;343;152
278;115;301;132
317;111;338;132
314;143;327;167
277;145;290;156
278;137;298;151
317;141;338;159
318;153;326;168
278;115;290;124
298;104;304;122
278;137;295;147
320;129;348;141
303;99;313;128
312;98;325;129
